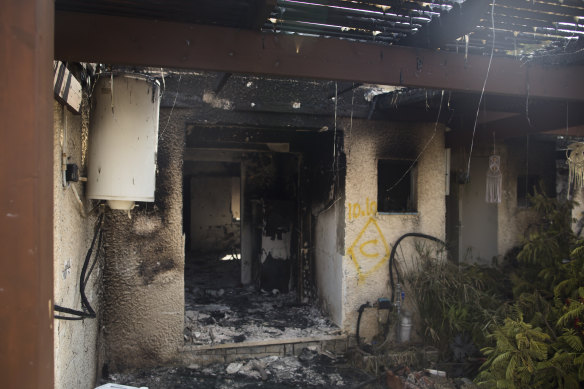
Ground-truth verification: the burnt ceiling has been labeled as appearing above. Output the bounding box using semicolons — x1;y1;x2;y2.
58;0;584;142
56;0;584;62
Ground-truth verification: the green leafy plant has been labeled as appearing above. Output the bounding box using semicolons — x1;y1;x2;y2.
476;190;584;388
476;315;550;388
405;254;504;357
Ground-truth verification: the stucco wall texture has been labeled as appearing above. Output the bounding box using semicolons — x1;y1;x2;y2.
496;142;541;258
53;100;101;389
341;120;446;335
315;203;344;327
101;109;185;371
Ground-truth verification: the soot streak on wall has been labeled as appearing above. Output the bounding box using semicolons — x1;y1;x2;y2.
101;109;185;371
311;130;345;326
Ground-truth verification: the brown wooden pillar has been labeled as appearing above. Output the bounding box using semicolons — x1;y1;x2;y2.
0;1;54;387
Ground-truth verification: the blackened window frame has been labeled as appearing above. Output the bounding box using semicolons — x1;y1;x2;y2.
377;159;418;214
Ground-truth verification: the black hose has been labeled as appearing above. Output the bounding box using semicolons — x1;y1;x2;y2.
54;213;104;320
389;232;445;303
356;302;370;349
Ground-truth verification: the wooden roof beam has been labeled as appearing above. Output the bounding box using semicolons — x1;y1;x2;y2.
55;10;584;101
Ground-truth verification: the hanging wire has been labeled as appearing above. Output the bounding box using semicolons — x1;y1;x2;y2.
566;102;569;135
465;0;496;180
333;81;338;192
348;82;355;157
159;73;182;140
160;67;166;96
386;90;445;194
525;133;530;198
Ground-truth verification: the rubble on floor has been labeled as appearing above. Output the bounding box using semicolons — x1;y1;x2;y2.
184;252;339;345
101;349;372;388
101;346;479;389
184;286;340;345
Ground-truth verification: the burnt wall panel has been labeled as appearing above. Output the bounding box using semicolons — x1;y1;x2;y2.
190;176;240;253
101;109;185;371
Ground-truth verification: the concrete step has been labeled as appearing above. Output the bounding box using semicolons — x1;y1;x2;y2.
179;334;350;366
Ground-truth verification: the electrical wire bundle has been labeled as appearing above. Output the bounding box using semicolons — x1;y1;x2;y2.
54;212;104;320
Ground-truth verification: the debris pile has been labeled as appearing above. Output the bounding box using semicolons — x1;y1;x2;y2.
102;344;481;389
184;286;340;345
102;348;371;389
382;368;478;389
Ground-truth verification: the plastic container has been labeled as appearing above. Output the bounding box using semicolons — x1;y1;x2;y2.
87;73;160;210
398;312;412;342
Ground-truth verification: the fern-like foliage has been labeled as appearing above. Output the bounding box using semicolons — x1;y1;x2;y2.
477;316;550;388
477;191;584;388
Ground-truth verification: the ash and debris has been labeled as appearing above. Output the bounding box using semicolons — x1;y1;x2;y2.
101;349;479;389
101;349;372;389
184;254;339;345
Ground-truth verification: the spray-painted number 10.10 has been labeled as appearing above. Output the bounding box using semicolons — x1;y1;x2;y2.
347;198;377;220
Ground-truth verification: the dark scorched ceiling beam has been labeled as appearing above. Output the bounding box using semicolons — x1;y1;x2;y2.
398;0;492;49
54;10;584;101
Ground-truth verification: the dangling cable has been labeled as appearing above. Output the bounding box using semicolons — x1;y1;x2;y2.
465;0;496;179
54;213;104;320
386;90;445;194
159;73;182;140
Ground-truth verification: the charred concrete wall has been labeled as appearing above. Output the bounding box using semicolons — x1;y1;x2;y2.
190;176;240;253
310;130;345;326
342;120;446;335
241;152;299;287
101;109;185;371
53;99;101;389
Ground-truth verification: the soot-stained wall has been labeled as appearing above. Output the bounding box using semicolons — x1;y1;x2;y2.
342;120;446;336
101;109;185;371
310;130;345;326
53;99;101;389
190;176;240;254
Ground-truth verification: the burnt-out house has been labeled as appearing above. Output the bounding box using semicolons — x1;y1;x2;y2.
2;1;584;388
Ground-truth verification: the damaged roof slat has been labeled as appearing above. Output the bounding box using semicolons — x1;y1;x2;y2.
55;0;584;62
397;0;492;49
273;4;428;31
56;0;267;27
493;4;584;25
278;0;438;14
269;21;399;41
496;0;584;16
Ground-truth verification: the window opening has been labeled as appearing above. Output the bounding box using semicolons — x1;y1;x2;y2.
378;159;417;213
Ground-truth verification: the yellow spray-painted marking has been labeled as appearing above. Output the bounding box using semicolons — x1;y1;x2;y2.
347;217;390;283
359;240;379;258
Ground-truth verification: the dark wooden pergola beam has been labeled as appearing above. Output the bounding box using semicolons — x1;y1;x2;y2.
55;10;584;101
1;1;54;388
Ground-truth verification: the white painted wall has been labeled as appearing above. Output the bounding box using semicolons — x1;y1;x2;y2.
53;100;101;389
459;156;499;264
315;203;344;326
342;120;446;334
